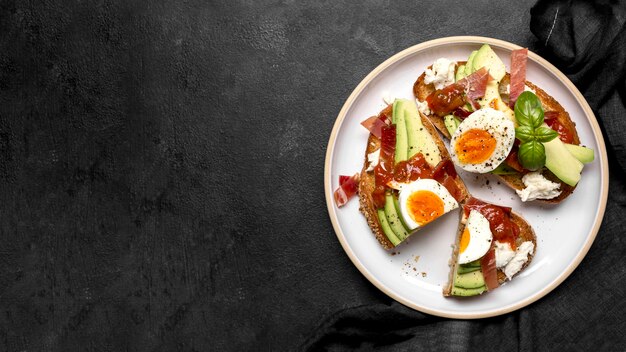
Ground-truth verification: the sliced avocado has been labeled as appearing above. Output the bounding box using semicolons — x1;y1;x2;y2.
456;64;467;81
465;50;478;76
468;44;515;122
402;99;442;167
544;133;584;186
457;265;480;274
384;192;410;240
477;81;516;123
454;270;486;289
377;209;401;246
564;143;594;164
463;259;482;268
444;115;461;136
492;163;518;175
392;100;408;163
392;194;412;232
451;285;487;297
472;44;506;81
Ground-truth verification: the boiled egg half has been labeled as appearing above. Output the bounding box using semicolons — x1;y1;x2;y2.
398;179;458;231
458;210;493;264
450;108;515;173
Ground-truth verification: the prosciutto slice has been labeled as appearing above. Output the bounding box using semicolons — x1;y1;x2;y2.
480;247;500;291
360;114;389;139
509;48;528;108
458;67;491;102
334;173;359;207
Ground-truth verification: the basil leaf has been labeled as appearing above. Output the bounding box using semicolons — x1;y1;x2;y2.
534;126;559;143
515;125;535;143
518;140;546;171
515;91;544;128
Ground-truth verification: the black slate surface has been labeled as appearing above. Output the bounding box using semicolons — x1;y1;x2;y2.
0;1;624;351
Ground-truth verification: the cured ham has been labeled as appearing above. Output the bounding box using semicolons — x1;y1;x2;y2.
360;114;389;138
334;173;359;207
480;247;500;290
509;48;528;108
373;125;396;207
458;67;491;102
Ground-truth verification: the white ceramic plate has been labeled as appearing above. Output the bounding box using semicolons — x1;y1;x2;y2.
324;36;608;319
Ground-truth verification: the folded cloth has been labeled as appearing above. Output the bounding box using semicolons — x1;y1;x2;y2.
304;1;626;350
531;0;626;171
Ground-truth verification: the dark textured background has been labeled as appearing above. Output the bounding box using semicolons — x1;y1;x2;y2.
0;0;624;351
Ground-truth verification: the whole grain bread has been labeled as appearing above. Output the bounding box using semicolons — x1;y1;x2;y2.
413;64;580;204
358;104;470;250
442;206;537;296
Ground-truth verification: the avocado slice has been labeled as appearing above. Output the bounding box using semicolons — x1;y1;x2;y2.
456;64;467;81
544;134;584;186
402;99;442;166
465;50;478;76
454;270;486;289
564;143;594;164
392;100;409;163
491;163;518;175
393;194;412;232
457;265;480;274
471;45;516;123
377;209;402;246
444;115;461;136
464;259;482;268
472;44;506;81
384;192;409;241
451;285;487;297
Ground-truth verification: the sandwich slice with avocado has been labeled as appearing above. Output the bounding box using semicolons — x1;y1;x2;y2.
413;44;594;204
357;99;469;249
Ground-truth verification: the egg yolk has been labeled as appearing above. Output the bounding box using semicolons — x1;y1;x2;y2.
459;227;470;254
455;128;497;164
407;190;444;226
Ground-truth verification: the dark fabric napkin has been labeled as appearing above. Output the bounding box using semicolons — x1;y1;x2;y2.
303;1;626;350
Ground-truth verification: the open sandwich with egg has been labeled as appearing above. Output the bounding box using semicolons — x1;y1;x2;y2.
357;100;537;297
358;100;469;250
444;197;536;297
413;44;594;203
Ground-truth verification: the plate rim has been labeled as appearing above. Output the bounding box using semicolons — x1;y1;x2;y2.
324;36;609;319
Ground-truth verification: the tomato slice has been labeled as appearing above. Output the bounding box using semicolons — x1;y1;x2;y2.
464;197;517;249
393;153;433;183
432;158;458;181
545;118;574;144
426;83;466;116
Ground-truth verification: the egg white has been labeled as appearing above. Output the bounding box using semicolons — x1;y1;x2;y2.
450;108;515;173
458;210;493;264
398;179;458;230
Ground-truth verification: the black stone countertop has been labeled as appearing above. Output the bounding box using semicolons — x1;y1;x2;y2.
1;1;624;351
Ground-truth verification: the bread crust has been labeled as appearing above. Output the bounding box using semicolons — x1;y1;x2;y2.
358;104;470;249
413;64;581;204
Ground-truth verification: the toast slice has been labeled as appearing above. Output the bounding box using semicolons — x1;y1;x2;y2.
414;64;580;204
443;200;537;297
358;104;470;250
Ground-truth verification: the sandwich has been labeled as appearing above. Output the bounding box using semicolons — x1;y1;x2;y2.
413;44;594;203
357;99;469;250
444;197;536;297
353;101;536;297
